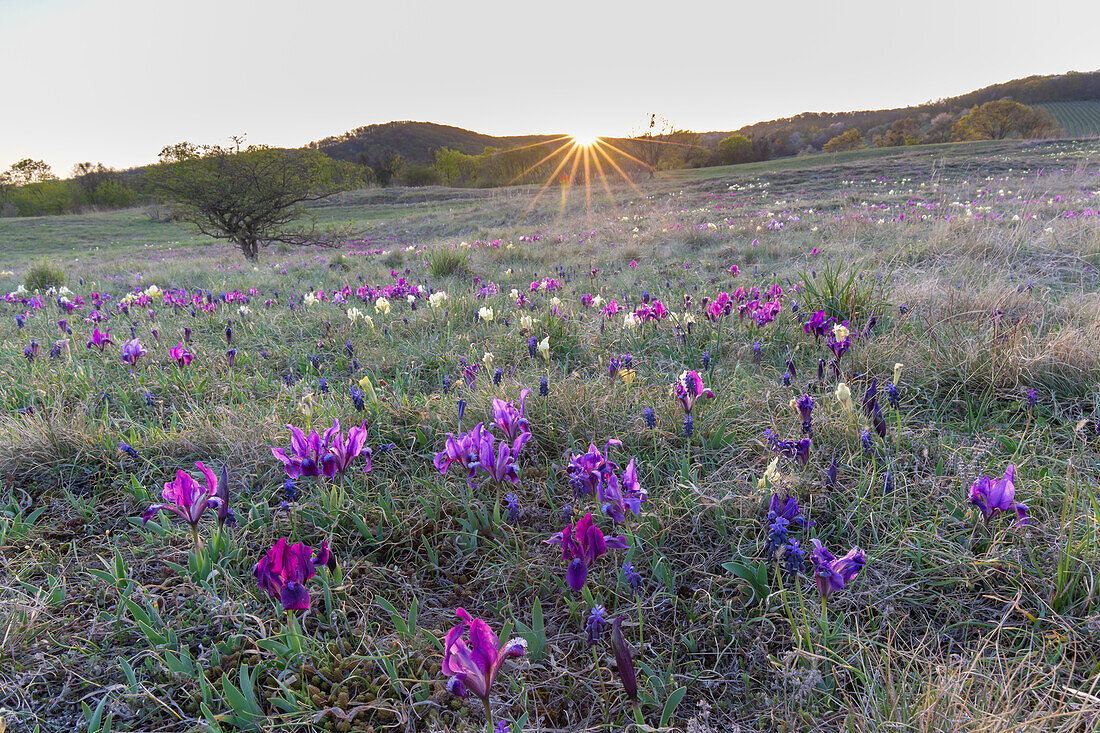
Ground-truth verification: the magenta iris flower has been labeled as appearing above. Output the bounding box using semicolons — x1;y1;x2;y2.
808;539;865;599
491;388;531;443
672;370;715;414
168;342;193;367
862;379;887;438
254;537;335;611
272;424;328;478
598;459;646;523
323;419;372;478
567;439;622;497
142;461;223;528
969;464;1028;525
86;327;112;351
768;493;812;528
544;512;629;592
121;338;147;366
435;423;490;479
441;607;527;702
477;430;528;484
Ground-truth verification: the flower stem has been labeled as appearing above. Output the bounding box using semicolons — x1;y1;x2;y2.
632;700;645;727
482;697;494;733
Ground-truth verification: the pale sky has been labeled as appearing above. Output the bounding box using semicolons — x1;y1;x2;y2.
2;0;1097;174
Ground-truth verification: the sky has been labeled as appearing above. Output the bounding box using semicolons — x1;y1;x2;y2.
1;0;1098;174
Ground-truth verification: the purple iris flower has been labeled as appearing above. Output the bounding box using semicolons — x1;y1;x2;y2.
226;348;237;367
477;430;528;484
121;338;146;366
324;419;372;477
23;340;40;361
441;607;526;702
803;310;834;340
568;439;622;497
86;327;112;351
434;423;489;480
609;617;638;700
808;539;866;599
254;537;335;612
969;464;1028;525
142;461;223;529
271;424;330;478
827;334;851;360
544;512;629;592
463;362;478;391
768;493;811;528
491;388;531;443
770;434;812;466
672;370;715;415
797;394;813;434
168;342;193;367
862;379;888;438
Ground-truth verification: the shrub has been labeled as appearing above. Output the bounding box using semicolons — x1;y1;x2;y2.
427;248;469;277
823;128;866;153
398;165;441;187
24;258;65;292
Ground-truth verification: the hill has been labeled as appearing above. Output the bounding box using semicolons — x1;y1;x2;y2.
701;69;1100;158
1037;100;1100;137
307;121;562;167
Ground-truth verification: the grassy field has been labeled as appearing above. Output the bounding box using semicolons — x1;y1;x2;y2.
1038;101;1100;138
2;140;1100;733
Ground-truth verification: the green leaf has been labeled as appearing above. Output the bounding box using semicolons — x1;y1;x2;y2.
660;686;687;729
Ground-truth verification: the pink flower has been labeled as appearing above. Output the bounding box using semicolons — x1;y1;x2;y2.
169;342;193;367
442;608;526;700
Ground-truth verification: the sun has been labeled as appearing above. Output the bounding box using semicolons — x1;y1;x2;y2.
570;131;601;147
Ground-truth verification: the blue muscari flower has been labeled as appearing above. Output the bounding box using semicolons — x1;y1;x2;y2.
442;374;452;395
623;561;642;594
886;381;899;409
494;367;503;385
753;341;762;363
457;399;467;422
884;471;894;492
1025;388;1037;407
528;335;538;359
15;314;25;329
860;430;874;454
119;442;140;460
782;371;791;387
144;391;155;406
683;415;694;437
561;504;574;524
539;376;548;396
345;340;355;358
764;516;790;558
283;479;298;503
351;357;360;373
701;351;710;370
504;492;521;523
585;605;608;648
643;407;656;429
319;378;329;394
350;385;365;412
783;538;805;575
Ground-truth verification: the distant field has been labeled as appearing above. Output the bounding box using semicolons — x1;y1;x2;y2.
1038;100;1100;137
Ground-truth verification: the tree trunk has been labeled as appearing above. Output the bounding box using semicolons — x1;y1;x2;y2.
237;238;260;262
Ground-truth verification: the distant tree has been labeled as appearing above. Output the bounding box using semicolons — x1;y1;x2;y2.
398;163;441;187
366;149;403;187
433;147;480;185
628;113;677;177
5;158;57;185
823;128;866;152
150;143;361;261
716;134;754;165
952;101;1058;141
881;117;920;147
924;113;956;143
71;162;115;200
158;142;202;164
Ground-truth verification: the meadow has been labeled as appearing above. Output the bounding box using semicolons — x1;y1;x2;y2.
2;138;1100;733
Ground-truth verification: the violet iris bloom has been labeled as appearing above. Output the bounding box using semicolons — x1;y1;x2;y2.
797;394;813;434
142;461;223;528
610;617;638;701
477;431;528;484
435;423;490;479
567;439;622;497
169;342;193;367
808;539;865;599
544;512;629;592
672;370;715;414
599;459;646;523
87;327;112;351
324;419;372;477
254;537;335;612
271;424;329;478
121;338;147;366
768;493;812;528
491;388;531;443
441;607;527;702
970;464;1028;525
803;310;834;340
